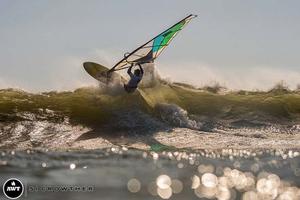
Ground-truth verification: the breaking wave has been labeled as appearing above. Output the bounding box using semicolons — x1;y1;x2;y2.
0;80;299;149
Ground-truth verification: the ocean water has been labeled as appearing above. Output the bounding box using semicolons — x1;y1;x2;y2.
0;148;299;200
0;83;300;199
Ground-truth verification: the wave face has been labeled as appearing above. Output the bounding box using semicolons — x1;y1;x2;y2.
0;83;300;149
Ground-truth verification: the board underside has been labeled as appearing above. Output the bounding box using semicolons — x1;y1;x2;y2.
83;62;127;84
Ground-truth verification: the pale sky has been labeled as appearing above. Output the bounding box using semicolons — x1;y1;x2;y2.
0;0;300;91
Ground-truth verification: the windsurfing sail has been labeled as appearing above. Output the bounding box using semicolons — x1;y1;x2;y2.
109;14;197;72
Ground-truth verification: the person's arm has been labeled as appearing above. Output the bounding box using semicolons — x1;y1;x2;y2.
127;64;133;76
138;64;144;75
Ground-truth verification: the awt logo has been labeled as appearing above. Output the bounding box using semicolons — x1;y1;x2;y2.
2;178;24;199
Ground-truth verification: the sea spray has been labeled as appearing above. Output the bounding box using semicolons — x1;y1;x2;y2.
139;63;162;88
155;103;203;130
98;71;125;95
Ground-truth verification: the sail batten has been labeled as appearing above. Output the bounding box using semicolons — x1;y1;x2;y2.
109;14;197;72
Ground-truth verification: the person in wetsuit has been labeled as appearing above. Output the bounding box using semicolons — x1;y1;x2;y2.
124;64;144;93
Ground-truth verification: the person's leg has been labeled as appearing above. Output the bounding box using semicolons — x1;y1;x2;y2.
124;84;136;93
124;84;129;93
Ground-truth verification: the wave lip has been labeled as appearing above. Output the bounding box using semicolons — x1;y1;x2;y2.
0;83;300;150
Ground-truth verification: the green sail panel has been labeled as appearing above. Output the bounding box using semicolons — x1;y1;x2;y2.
158;22;185;51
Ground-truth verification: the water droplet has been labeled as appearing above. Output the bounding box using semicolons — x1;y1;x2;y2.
201;173;218;188
157;186;172;199
177;163;184;169
216;186;231;200
70;163;76;170
127;178;141;193
191;175;201;189
171;179;183;194
156;175;171;189
242;191;258;200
